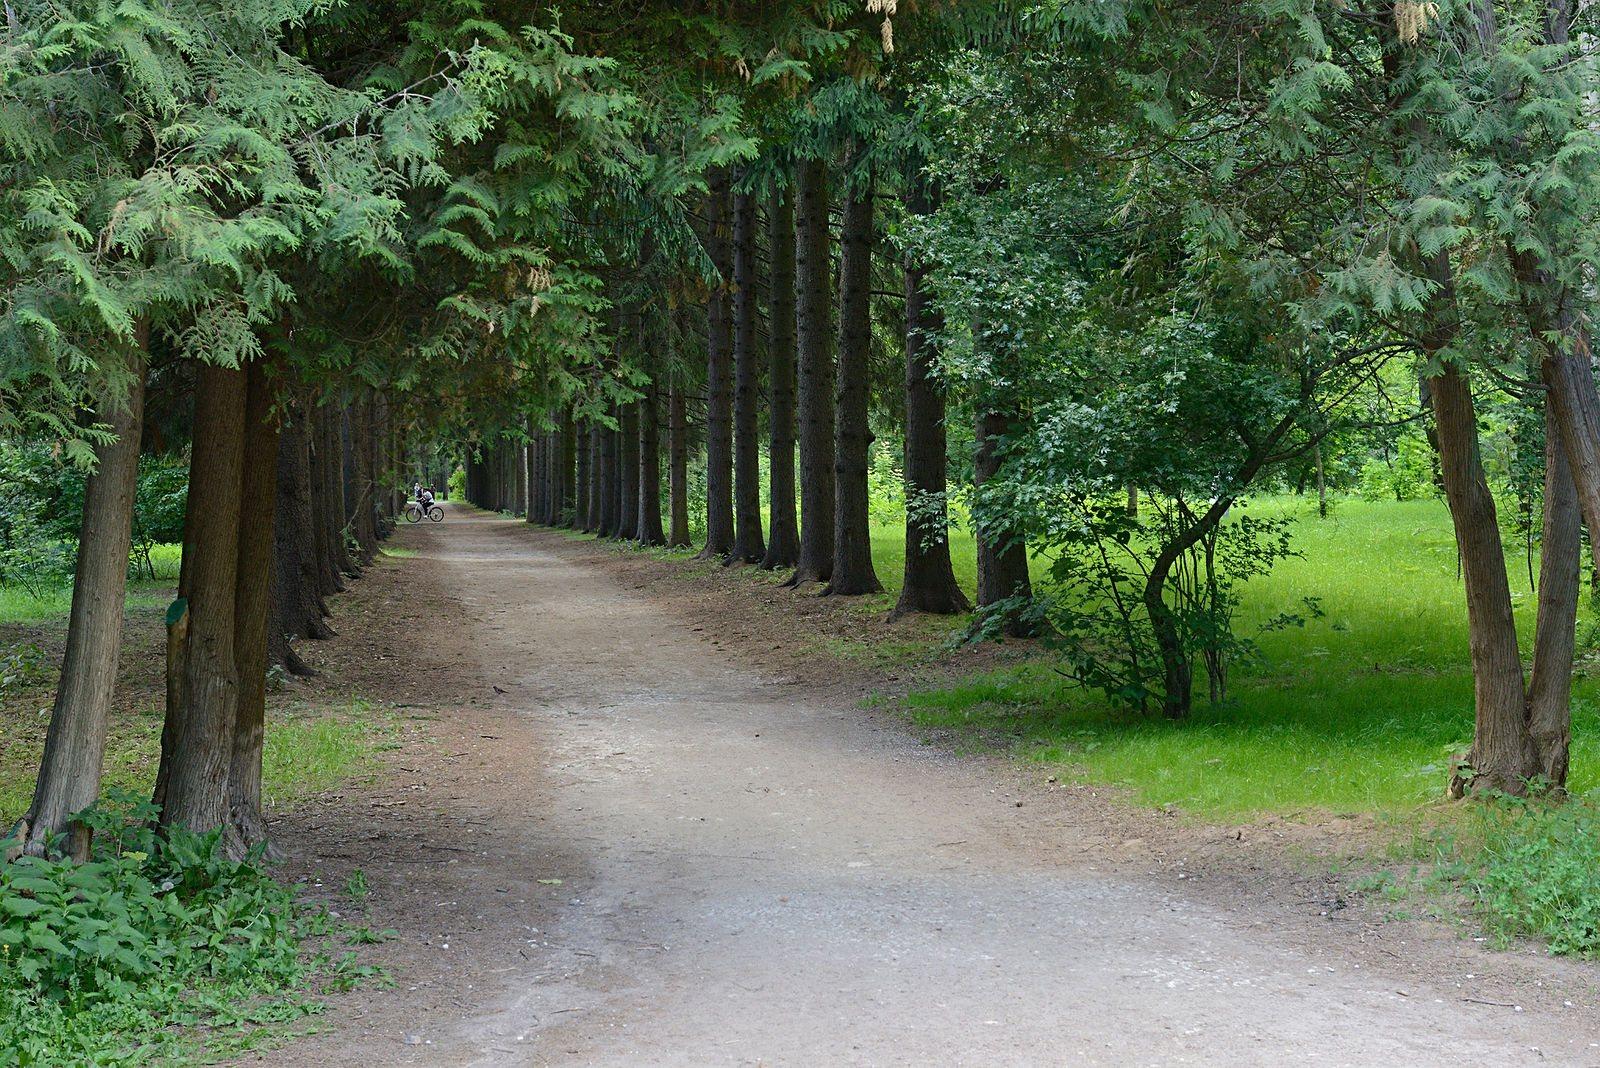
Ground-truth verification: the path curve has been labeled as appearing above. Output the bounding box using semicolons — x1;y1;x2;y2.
263;507;1600;1067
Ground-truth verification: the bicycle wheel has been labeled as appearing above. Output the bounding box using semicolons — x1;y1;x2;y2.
404;503;422;522
427;505;444;522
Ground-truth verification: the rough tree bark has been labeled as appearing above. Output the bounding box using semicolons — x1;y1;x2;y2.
154;361;247;836
312;401;354;589
1525;404;1579;789
228;359;281;854
668;385;692;548
761;185;800;571
824;170;882;596
19;336;146;860
786;157;835;587
728;185;766;565
1415;247;1536;795
566;406;585;527
700;166;736;559
575;415;592;531
535;426;550;524
891;175;969;619
269;400;329;679
598;417;619;538
344;396;379;563
973;398;1033;635
586;421;604;532
638;383;667;546
617;402;640;541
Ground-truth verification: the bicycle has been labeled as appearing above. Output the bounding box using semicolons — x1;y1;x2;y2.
403;499;445;522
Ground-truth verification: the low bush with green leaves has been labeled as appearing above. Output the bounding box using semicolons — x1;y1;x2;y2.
0;789;375;1066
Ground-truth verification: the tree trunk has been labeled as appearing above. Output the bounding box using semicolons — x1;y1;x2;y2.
154;362;247;835
559;409;577;527
312;402;352;589
575;416;592;530
346;397;379;563
824;170;882;596
586;421;604;532
728;185;767;565
786;157;835;587
973;399;1033;634
1141;495;1241;719
598;418;619;537
700;166;736;559
668;385;692;548
533;427;548;524
762;185;800;570
1525;401;1578;790
1434;362;1535;794
1314;447;1327;518
20;335;146;860
228;359;281;855
617;402;640;541
270;400;330;679
639;383;666;546
891;176;968;619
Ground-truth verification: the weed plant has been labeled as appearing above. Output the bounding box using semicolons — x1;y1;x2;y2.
0;790;376;1066
1462;795;1600;955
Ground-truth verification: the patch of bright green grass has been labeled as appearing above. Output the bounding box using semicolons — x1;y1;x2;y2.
0;587;74;623
901;495;1600;820
263;701;396;807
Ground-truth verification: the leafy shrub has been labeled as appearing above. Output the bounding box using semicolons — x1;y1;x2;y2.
0;789;356;1065
867;443;905;526
1356;430;1436;503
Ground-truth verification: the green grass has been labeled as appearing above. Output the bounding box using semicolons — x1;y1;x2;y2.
263;701;396;807
899;495;1600;818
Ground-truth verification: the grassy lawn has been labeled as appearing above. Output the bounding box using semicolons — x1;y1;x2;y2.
891;496;1600;818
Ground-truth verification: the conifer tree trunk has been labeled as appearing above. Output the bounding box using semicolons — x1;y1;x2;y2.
228;360;281;854
639;383;666;546
514;438;528;517
892;177;969;619
531;427;546;524
559;409;577;527
1526;404;1578;788
762;186;800;570
155;362;248;835
618;402;640;541
1417;248;1535;795
825;171;882;596
598;418;619;537
20;336;146;860
1435;361;1535;794
669;385;692;548
786;157;835;586
312;402;353;589
728;186;767;565
270;401;330;679
586;422;605;532
575;415;592;530
701;166;736;559
974;397;1033;634
346;397;379;563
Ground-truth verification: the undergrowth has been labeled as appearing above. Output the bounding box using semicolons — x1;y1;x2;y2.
0;789;382;1066
1358;795;1600;956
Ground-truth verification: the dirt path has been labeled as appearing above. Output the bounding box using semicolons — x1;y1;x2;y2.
252;507;1600;1067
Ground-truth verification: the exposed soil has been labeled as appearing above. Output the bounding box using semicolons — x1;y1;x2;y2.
220;504;1600;1067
